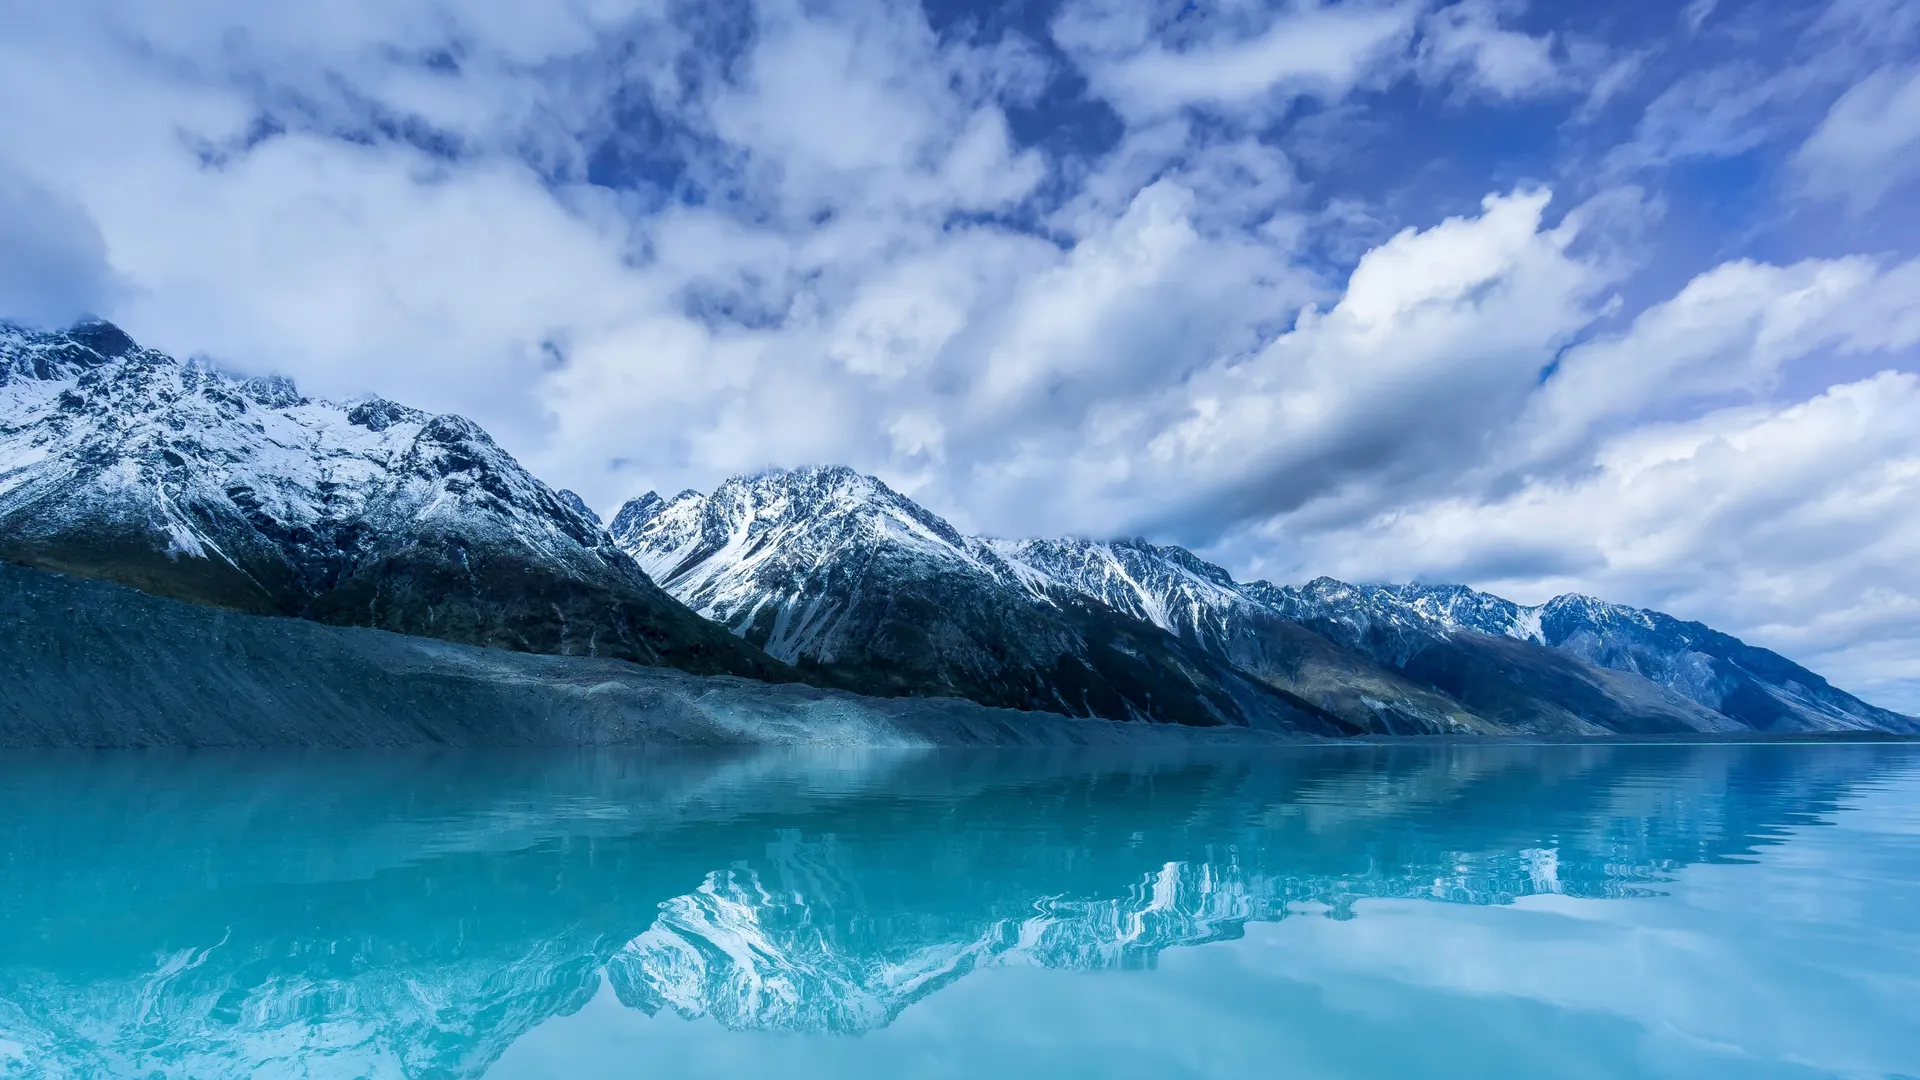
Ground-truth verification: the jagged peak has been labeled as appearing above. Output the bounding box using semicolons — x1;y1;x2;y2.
700;464;968;546
1125;539;1244;587
1541;592;1613;613
64;318;140;359
720;463;900;506
239;374;305;409
1538;592;1666;635
556;490;602;528
2;318;155;383
609;490;671;539
343;397;426;432
416;412;494;445
990;535;1244;597
1301;575;1361;595
1387;581;1479;599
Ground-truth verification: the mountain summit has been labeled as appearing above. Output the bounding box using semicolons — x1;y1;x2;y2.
611;465;1353;734
614;467;1917;736
0;321;789;679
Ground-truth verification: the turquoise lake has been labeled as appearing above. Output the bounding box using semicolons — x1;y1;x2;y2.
1;744;1916;1079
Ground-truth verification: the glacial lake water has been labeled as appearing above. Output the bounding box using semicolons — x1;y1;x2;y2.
1;744;1917;1079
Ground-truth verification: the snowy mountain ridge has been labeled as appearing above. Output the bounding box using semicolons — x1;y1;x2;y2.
5;319;1908;734
1;320;598;589
0;320;786;678
608;466;1018;663
614;467;1915;734
614;465;1355;732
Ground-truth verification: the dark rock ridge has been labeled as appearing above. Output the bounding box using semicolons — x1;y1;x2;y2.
614;467;1919;737
0;560;1293;748
0;321;786;681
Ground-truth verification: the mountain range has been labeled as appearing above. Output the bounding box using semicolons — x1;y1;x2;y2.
4;319;1913;740
0;320;785;681
611;467;1914;736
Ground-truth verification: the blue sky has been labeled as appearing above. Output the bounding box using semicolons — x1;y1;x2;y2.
2;0;1919;707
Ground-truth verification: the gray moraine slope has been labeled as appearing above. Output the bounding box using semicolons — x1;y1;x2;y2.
0;561;1295;748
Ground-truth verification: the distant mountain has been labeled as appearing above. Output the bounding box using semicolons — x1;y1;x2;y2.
1251;580;1916;734
615;467;1917;736
608;466;1355;735
0;321;787;680
997;540;1736;736
7;319;1908;738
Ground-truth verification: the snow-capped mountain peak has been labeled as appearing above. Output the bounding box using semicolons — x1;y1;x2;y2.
984;536;1248;635
608;465;1019;662
0;320;783;678
615;464;1914;734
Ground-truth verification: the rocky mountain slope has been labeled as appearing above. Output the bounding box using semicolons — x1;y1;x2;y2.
1368;584;1914;732
0;560;1280;748
616;468;1917;736
609;467;1354;735
0;321;785;679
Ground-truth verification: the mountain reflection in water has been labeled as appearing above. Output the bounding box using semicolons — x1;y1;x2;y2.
0;744;1915;1079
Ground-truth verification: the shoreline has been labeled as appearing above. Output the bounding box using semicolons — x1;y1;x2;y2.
6;560;1914;750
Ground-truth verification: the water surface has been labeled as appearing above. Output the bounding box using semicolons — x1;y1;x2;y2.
2;744;1916;1078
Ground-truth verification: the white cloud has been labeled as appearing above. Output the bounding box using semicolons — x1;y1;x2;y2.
1608;0;1920;177
1795;64;1920;212
1572;48;1648;121
1607;63;1801;170
1054;0;1419;120
962;188;1609;539
1515;255;1920;466
975;181;1203;410
1189;242;1920;710
1417;0;1562;99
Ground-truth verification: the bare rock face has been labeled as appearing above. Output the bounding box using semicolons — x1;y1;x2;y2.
0;321;789;681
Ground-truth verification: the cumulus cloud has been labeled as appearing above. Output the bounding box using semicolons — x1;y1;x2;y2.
1005;187;1609;539
1203;247;1920;711
0;0;1060;448
1514;255;1920;467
